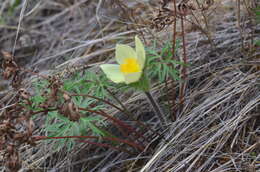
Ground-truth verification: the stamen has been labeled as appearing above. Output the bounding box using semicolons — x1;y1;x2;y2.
120;58;140;74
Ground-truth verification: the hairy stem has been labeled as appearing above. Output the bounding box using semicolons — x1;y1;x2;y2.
144;91;166;127
104;87;165;140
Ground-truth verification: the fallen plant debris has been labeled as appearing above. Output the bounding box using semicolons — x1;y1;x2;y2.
0;89;36;172
152;0;214;31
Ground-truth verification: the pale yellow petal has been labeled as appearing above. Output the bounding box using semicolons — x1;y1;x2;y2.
123;72;142;84
135;36;146;69
100;64;125;83
115;44;137;64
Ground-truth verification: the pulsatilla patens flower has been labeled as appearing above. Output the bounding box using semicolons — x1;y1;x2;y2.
100;36;146;84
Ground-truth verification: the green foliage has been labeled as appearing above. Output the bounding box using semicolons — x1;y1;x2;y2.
254;7;260;23
129;73;150;92
146;40;183;83
64;71;115;99
45;111;103;151
31;79;49;110
30;71;115;151
255;40;260;46
8;0;21;15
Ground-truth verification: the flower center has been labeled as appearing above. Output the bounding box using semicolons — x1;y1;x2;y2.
120;58;140;74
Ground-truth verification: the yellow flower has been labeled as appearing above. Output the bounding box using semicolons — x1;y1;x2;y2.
100;36;146;84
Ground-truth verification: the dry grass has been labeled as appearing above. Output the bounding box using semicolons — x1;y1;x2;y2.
0;0;259;171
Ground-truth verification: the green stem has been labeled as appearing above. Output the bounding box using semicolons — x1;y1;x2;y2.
144;91;166;127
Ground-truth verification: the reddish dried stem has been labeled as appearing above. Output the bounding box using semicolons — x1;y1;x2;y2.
31;108;58;116
70;93;149;144
79;107;147;147
179;15;187;113
34;135;144;151
171;0;178;121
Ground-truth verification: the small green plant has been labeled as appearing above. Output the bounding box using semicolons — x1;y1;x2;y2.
29;70;145;153
37;37;183;149
146;40;182;83
30;36;183;151
31;72;112;151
